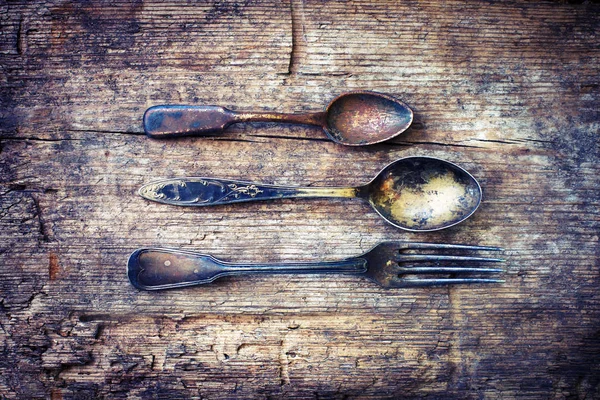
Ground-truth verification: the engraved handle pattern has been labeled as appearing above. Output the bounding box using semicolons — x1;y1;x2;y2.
138;178;356;206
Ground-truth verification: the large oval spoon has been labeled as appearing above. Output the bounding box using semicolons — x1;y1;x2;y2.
138;157;482;231
143;91;413;146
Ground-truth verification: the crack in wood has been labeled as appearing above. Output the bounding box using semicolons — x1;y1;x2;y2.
395;140;484;149
278;339;290;386
296;72;353;77
16;17;25;56
31;194;51;243
287;0;306;75
246;133;330;143
0;197;24;220
0;137;82;143
66;129;145;136
53;351;95;378
1;131;144;142
461;138;521;145
287;2;296;75
205;137;261;144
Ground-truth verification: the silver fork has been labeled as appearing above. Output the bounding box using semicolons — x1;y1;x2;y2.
127;242;504;290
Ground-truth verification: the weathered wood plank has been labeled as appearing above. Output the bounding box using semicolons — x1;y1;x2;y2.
1;0;599;398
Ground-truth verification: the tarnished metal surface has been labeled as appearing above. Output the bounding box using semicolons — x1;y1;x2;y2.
127;248;368;290
325;91;413;145
144;105;236;137
128;243;503;290
138;177;358;206
143;91;413;145
367;157;482;231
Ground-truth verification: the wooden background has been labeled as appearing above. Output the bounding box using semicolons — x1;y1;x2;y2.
1;0;599;398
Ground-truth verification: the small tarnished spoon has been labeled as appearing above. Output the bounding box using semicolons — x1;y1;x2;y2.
138;157;482;232
143;91;413;146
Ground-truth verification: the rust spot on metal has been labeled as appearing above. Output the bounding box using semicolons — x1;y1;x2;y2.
49;252;60;281
51;388;63;400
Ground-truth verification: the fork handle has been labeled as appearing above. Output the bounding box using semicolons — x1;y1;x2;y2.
128;248;368;290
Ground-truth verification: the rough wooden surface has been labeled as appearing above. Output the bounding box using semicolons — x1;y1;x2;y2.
1;0;599;398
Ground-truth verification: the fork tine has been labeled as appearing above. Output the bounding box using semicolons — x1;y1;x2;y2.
396;254;505;263
391;278;505;288
389;242;506;288
399;242;503;252
397;266;505;274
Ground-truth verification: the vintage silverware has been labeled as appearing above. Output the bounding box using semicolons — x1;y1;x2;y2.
127;242;504;290
143;91;413;145
138;156;482;232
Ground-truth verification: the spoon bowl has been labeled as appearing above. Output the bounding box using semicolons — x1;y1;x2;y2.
324;91;413;145
138;157;482;231
365;157;482;231
143;91;413;146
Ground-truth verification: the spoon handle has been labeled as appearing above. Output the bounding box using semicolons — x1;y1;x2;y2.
138;177;358;206
233;110;326;126
128;248;367;290
143;105;326;138
143;105;235;138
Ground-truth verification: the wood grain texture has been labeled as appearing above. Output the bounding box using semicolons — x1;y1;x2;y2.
1;0;599;398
